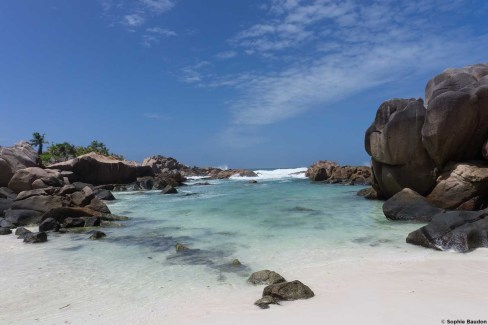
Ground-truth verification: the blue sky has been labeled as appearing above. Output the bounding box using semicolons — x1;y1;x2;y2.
1;0;487;168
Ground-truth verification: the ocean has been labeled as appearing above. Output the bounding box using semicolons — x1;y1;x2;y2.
0;168;436;324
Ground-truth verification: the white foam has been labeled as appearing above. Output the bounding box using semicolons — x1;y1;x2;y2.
230;167;307;180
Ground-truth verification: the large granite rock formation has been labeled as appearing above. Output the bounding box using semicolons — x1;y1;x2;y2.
47;152;153;185
423;63;488;167
365;98;436;197
0;141;38;187
365;62;488;201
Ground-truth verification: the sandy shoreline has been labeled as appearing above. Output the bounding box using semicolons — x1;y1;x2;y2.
2;231;488;325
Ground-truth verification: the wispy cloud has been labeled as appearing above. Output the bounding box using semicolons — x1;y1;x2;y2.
143;113;170;120
123;13;145;27
180;61;211;84
215;51;237;60
140;0;174;13
99;0;176;29
142;27;176;47
211;0;488;128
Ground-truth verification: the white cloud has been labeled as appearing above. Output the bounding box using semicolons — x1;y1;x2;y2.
143;113;169;120
215;51;237;60
123;13;145;27
180;61;211;84
142;27;176;47
216;0;488;127
146;27;176;37
99;0;176;29
140;0;174;13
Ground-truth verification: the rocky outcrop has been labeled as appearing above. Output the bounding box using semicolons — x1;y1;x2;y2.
383;188;444;222
142;155;187;174
8;167;64;193
406;210;488;252
307;161;372;185
0;141;38;187
142;155;257;179
365;62;488;202
47;152;153;185
427;162;488;210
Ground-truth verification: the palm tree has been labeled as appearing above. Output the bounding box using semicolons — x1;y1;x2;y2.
30;132;48;157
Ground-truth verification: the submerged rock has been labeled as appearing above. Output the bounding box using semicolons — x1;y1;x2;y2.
90;230;106;240
262;280;315;301
175;243;189;252
248;270;286;285
230;259;242;266
356;187;381;200
383;188;444;222
161;185;178;194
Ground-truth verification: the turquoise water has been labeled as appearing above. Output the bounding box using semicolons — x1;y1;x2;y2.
105;176;421;277
1;172;429;325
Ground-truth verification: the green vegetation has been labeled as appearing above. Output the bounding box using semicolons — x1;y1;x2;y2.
34;134;124;164
29;132;48;157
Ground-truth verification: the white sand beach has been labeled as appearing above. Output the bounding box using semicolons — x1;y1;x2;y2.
2;231;487;325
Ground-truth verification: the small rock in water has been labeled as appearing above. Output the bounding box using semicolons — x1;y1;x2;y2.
230;259;242;266
248;270;286;285
39;217;60;232
248;180;258;184
254;295;280;309
161;185;178;194
89;231;106;240
15;227;32;239
175;243;189;252
0;227;12;235
23;232;48;243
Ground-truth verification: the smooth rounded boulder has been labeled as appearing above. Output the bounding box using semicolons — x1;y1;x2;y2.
0;141;38;187
422;63;488;167
365;98;436;198
383;188;444;222
8;167;63;193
